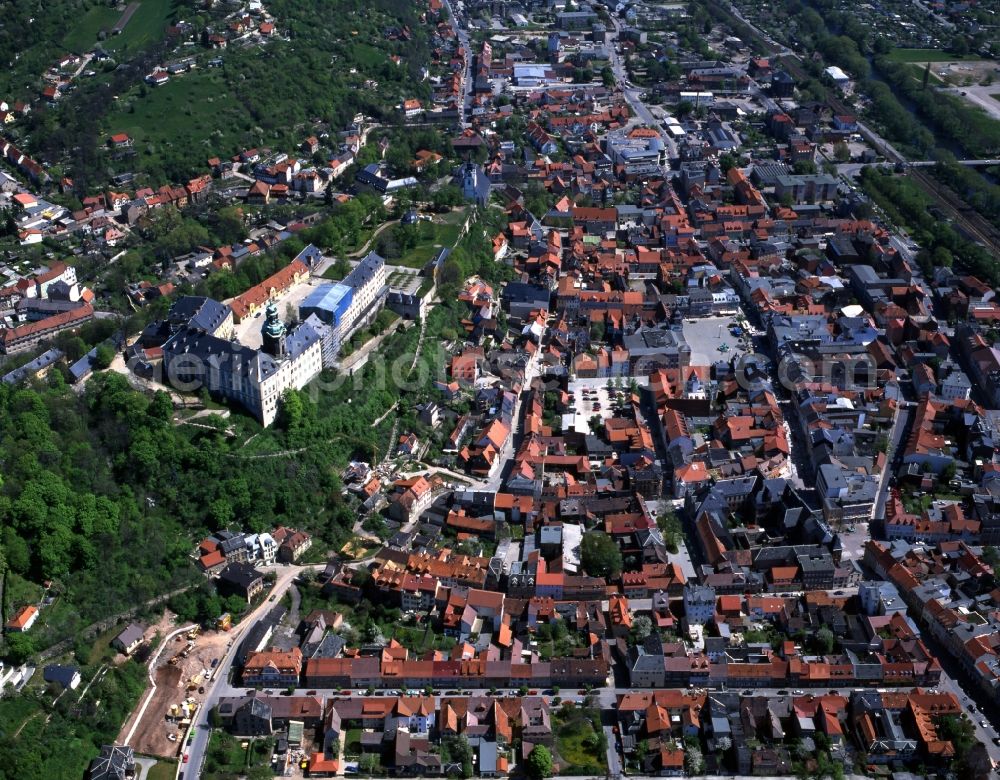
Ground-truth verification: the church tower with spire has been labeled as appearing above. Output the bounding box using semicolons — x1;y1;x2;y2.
261;299;287;358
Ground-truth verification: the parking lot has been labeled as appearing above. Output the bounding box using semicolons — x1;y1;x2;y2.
682;315;753;365
564;377;648;434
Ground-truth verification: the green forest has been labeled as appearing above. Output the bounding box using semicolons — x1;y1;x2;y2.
0;214;507;653
0;659;148;780
0;211;509;779
14;0;436;190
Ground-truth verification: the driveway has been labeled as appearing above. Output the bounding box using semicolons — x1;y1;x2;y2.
134;757;158;780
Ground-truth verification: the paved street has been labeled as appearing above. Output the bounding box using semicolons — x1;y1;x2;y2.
471;348;543;493
872;402;913;523
606;19;678;160
441;0;472;127
183;564;322;776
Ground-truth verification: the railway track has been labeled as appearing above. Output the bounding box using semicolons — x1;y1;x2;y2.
776;54;1000;255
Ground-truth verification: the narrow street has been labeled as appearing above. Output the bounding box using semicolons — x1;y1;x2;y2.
182;564;325;776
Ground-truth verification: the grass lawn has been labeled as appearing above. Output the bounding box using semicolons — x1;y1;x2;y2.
102;69;249;176
388;623;456;653
204;732;275;779
62;6;121;52
396;221;463;269
105;0;177;52
345;728;363;756
87;624;125;666
886;48;982;63
144;759;178;780
553;706;607;775
351;42;387;68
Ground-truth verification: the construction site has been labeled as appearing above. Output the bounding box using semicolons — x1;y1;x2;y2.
119;621;236;758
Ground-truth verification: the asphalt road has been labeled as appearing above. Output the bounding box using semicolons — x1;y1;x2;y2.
872;402;913;523
440;0;472;126
606;18;678;161
182;564;318;777
471;347;543;493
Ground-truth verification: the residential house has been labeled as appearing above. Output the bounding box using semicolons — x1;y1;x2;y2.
243;648;304;687
112;624;145;655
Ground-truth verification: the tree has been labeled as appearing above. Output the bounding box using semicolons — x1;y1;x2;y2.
4;633;35;664
2;527;31;575
816;626;835;654
526;745;553;779
932;246;954;268
631;614;653;642
656;509;683;553
580;531;623;579
92;344;115;370
833;142;851;163
852;200;874;220
684;743;705;775
432;185;463;211
443;734;473;778
949;34;969;56
793;159;818;175
359;753;380;773
718;153;738;174
215;206;247;245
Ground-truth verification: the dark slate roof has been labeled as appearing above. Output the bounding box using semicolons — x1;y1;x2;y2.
219;561;263;590
88;745;134;780
43;664;79;688
168;295;232;333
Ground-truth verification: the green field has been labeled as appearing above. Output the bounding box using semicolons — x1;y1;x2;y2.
351;42;388;67
61;0;175;55
886;47;982;63
102;69;251;179
62;6;120;53
145;759;178;780
106;0;177;52
903;62;946;86
553;706;608;775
